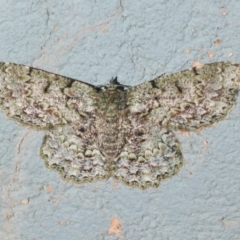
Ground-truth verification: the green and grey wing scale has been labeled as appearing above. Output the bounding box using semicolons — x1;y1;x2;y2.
127;62;239;131
112;127;183;188
0;62;239;189
151;62;240;130
41;125;110;183
0;62;69;127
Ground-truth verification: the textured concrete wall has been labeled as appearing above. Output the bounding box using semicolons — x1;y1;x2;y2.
0;0;240;239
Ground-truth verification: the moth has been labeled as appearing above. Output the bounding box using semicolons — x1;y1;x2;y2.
0;62;239;189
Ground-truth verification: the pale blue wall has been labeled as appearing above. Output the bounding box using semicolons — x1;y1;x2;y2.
0;1;240;239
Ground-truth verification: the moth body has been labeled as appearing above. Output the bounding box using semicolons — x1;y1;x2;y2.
96;86;127;159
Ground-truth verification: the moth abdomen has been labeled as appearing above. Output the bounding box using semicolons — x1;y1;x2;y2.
98;116;125;158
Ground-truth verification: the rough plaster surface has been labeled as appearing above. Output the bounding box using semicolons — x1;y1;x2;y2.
0;0;240;239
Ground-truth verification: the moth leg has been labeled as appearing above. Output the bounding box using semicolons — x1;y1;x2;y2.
41;125;110;184
112;127;183;189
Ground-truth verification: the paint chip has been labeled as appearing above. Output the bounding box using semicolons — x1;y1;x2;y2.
102;28;108;34
21;198;29;204
178;131;189;137
213;39;221;44
207;51;214;58
192;61;203;68
108;218;123;238
46;184;53;192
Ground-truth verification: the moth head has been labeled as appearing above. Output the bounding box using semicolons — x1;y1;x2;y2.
97;77;130;90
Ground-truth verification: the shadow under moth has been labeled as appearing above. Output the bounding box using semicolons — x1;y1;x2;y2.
0;62;239;189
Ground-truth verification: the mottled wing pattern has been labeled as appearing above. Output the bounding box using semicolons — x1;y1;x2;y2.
0;62;94;128
112;126;183;188
112;81;184;188
112;62;239;188
0;62;109;183
129;62;240;130
0;62;239;189
41;124;110;183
